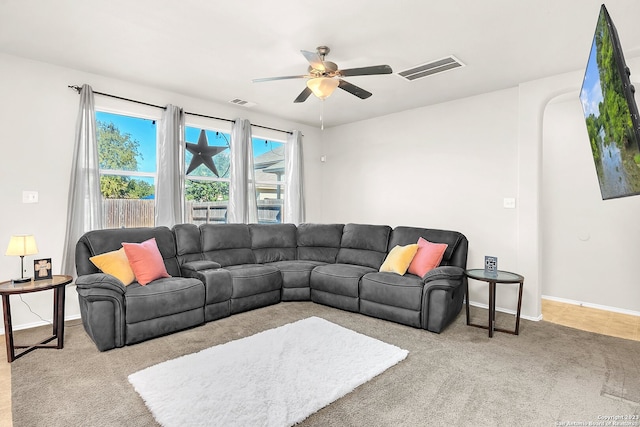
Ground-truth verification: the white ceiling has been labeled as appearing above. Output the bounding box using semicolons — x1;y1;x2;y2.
2;0;640;128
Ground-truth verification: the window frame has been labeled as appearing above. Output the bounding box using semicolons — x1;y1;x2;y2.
95;102;162;228
183;118;288;224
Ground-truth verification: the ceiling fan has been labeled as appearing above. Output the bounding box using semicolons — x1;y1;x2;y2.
252;46;393;103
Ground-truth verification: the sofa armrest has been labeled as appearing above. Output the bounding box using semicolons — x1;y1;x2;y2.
75;273;127;351
421;266;467;333
422;266;464;285
181;260;222;274
75;273;127;294
180;266;233;311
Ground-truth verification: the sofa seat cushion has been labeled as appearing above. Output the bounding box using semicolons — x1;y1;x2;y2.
124;277;205;324
269;260;326;289
311;263;376;297
225;264;282;298
360;272;424;311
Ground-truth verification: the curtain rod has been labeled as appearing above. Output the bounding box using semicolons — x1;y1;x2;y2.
67;85;294;135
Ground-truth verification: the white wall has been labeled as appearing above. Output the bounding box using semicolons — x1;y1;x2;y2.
542;95;640;314
320;88;525;316
3;50;639;333
519;56;640;318
0;53;323;333
319;56;640;320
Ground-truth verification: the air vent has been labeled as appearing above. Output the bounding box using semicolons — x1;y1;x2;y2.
397;56;465;81
229;98;256;108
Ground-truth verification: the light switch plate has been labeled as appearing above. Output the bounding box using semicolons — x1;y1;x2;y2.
503;197;516;209
23;190;38;203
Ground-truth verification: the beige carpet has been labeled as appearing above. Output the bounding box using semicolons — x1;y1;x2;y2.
11;302;640;427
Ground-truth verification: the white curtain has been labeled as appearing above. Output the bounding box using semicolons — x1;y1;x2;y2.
284;130;305;224
155;104;185;227
61;84;103;276
228;118;257;223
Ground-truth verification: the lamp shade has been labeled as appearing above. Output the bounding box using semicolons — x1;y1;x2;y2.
306;77;339;100
5;235;38;257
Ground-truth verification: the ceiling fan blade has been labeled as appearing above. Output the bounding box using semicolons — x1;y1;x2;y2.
301;50;325;71
252;75;309;83
338;79;372;99
294;87;313;103
338;65;393;77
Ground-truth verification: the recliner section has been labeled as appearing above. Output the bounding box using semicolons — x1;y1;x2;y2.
75;222;468;351
311;224;390;312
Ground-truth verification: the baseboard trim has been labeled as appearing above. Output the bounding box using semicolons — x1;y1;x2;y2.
3;301;556;336
542;295;640;318
0;313;82;336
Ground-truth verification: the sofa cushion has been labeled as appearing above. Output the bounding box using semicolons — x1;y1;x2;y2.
388;226;467;268
296;223;344;263
360;272;424;312
124;277;204;324
269;260;325;289
249;223;297;263
122;238;172;285
76;226;181;277
379;244;419;275
311;263;376;297
336;224;391;269
89;248;136;285
225;264;282;298
200;224;255;266
173;223;203;265
407;238;448;277
360;271;425;328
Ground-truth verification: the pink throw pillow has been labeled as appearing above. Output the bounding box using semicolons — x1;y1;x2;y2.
407;237;448;277
122;238;171;285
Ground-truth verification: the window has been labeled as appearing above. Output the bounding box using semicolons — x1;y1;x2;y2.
95;112;288;227
184;125;286;224
95;111;157;228
184;127;231;224
253;138;285;223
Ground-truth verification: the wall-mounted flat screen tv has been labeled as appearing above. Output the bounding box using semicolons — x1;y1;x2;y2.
580;4;640;200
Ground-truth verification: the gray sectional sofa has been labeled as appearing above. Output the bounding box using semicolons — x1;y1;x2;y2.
75;223;468;351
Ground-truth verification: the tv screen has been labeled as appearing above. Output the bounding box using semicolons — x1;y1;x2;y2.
580;4;640;200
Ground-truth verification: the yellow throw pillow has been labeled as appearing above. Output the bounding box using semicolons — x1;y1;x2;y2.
89;247;136;286
379;244;419;275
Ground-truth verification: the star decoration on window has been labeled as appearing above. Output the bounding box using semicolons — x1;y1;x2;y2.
185;129;227;176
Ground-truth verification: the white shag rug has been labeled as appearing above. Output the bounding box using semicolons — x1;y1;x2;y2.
128;316;408;427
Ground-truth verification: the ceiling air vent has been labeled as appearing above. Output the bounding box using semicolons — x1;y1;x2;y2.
397;56;465;81
229;98;256;108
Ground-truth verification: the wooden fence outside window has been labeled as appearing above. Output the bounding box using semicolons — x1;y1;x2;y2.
102;199;283;228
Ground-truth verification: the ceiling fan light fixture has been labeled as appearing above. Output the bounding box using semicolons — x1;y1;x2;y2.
306;77;339;100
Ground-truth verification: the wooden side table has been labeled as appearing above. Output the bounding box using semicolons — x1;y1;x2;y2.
0;275;73;362
464;269;524;338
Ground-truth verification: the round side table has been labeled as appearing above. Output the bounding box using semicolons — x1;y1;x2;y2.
0;275;73;362
464;269;524;338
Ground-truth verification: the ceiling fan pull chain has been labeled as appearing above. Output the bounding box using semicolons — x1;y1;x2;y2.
321;99;325;130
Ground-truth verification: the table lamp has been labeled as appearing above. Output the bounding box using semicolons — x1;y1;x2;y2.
5;235;38;283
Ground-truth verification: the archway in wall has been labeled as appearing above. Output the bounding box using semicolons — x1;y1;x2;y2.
540;89;640;313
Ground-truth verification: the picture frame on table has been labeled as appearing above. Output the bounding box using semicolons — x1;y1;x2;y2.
484;256;498;277
34;258;52;280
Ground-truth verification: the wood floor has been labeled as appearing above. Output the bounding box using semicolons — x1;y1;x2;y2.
541;299;640;341
0;300;638;427
0;360;9;427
